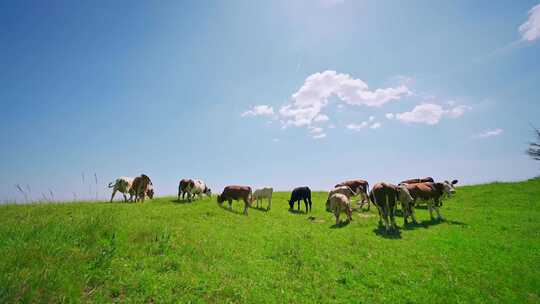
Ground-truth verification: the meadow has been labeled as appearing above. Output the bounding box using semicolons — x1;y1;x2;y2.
0;179;539;303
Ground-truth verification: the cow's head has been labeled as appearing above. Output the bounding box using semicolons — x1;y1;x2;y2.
146;188;154;199
204;186;212;196
288;200;295;210
325;199;331;212
216;195;224;204
442;180;458;196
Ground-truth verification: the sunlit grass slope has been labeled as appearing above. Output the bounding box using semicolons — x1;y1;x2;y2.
1;178;539;303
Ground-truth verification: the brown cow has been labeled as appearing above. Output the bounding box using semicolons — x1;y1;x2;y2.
131;174;153;203
401;180;457;220
400;177;434;184
326;193;353;225
178;179;195;200
369;182;399;232
335;179;370;209
217;185;252;215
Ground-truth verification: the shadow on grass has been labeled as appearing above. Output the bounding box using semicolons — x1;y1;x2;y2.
373;224;402;239
170;199;193;204
288;209;310;215
250;206;270;213
217;203;247;215
330;219;351;229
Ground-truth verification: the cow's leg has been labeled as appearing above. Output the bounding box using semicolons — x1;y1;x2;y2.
435;199;444;220
411;206;418;224
428;200;434;220
308;197;312;212
347;207;352;222
303;198;309;213
243;198;249;215
390;204;397;230
334;210;340;225
122;192;128;203
228;199;232;210
110;189;117;203
268;197;272;210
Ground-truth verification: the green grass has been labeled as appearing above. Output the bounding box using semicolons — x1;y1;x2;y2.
1;179;539;303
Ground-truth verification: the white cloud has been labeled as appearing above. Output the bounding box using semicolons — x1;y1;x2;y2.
273;138;280;142
385;113;394;120
328;124;336;129
241;105;274;117
314;114;329;122
519;4;540;41
313;133;327;139
280;71;411;128
476;128;504;138
447;105;472;118
309;127;324;134
368;116;375;121
370;122;381;129
394;103;471;125
346;122;369;131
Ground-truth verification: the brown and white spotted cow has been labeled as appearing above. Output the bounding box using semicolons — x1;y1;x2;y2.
178;179;194;200
335;179;370;209
217;185;252;215
326;193;353;225
399;177;434;185
400;180;458;221
131;174;153;203
369;182;401;231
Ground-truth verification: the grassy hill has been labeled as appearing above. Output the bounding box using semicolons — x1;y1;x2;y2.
1;179;539;303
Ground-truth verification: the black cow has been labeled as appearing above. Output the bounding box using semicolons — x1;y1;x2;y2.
288;186;312;213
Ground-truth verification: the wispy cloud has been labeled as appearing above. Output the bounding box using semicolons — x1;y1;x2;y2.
519;3;540;42
241;105;274;117
476;128;504;138
347;117;381;131
388;103;471;125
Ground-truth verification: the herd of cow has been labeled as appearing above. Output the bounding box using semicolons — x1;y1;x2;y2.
108;175;459;231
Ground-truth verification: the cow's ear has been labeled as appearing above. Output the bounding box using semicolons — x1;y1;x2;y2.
452;179;458;185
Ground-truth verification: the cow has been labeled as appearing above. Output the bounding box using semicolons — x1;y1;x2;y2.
335;179;370;210
185;179;211;202
131;174;153;203
400;180;458;221
326;193;353;225
400;177;434;185
252;187;273;210
396;184;417;224
217;185;252;215
288;186;312;213
178;179;195;200
369;182;401;232
108;176;134;203
326;186;356;206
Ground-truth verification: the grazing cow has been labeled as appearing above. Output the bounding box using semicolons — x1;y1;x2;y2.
326;193;353;225
396;184;417;224
400;180;458;220
288;186;312;213
400;177;434;185
335;179;370;210
217;185;252;215
131;174;153;203
369;182;400;232
326;186;356;205
178;179;195;200
186;179;211;201
108;176;134;203
252;187;273;210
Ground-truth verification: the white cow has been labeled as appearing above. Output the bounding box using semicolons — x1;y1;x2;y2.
108;177;134;203
252;187;273;210
186;179;212;201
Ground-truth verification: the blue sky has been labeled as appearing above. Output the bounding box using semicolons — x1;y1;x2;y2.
1;0;540;201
